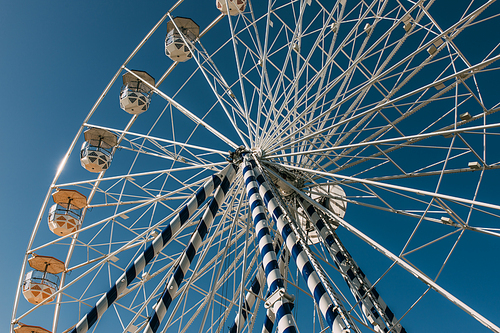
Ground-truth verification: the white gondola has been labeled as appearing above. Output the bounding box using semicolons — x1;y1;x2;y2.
22;255;64;305
80;127;117;173
216;0;247;16
119;70;155;115
165;17;199;62
299;184;347;244
48;189;87;236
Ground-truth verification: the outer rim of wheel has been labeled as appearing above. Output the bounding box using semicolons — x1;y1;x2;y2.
12;1;500;333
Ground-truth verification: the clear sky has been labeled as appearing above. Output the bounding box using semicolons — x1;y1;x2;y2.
0;0;174;329
2;1;500;333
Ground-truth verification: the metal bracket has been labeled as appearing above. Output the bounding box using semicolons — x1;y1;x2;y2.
264;288;295;310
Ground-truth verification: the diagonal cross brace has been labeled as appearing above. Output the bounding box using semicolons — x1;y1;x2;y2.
242;157;297;333
143;164;237;333
69;164;235;333
299;197;406;333
250;157;357;333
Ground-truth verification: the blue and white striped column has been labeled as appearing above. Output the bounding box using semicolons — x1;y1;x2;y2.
229;239;287;333
70;164;234;333
260;243;289;333
243;158;297;333
262;309;275;333
229;266;266;333
299;197;406;333
249;158;347;333
143;164;237;333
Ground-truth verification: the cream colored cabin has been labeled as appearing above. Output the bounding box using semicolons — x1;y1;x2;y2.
48;189;87;236
165;17;199;62
80;127;117;173
216;0;247;16
119;70;155;115
22;255;64;305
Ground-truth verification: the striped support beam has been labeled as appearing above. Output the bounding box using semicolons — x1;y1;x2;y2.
299;197;406;333
70;164;234;333
262;309;275;333
229;239;287;333
249;159;349;333
260;243;289;333
229;266;265;333
143;164;237;333
243;158;297;333
229;261;266;333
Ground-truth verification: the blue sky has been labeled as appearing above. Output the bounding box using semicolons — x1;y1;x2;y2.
0;1;172;329
3;1;500;333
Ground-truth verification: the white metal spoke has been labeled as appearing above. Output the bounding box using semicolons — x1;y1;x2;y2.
13;1;500;333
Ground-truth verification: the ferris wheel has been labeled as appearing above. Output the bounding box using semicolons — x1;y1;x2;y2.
11;0;500;332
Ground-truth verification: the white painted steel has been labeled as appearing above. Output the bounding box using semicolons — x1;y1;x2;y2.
12;1;500;333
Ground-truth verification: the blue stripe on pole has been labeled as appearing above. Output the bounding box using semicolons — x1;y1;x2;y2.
248;186;258;198
221;174;231;194
325;234;335;246
87;308;98;328
290;243;301;261
143;165;237;333
195;187;206;207
264;314;274;332
174;267;184;287
261;243;275;257
276;302;293;320
179;206;190;224
282;224;293;245
272;206;284;221
250;199;261;211
302;261;314;282
126;265;136;285
325;305;339;327
251;278;260;294
186;243;196;262
316;218;325;231
107;285;118;305
269;280;282;294
264;260;279;276
313;283;327;305
347;269;355;280
257;227;269;241
254;211;266;223
262;191;273;206
161;225;172;245
209;200;219;219
198;220;208;239
163;292;172;308
144;244;155;263
385;307;394;321
242;300;251;319
149;313;160;332
306;204;316;216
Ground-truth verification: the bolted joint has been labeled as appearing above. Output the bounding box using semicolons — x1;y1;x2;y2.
226;145;248;164
264;287;295;310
